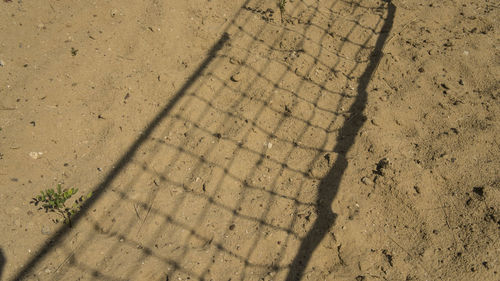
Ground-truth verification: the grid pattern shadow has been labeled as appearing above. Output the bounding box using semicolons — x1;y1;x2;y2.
14;0;394;280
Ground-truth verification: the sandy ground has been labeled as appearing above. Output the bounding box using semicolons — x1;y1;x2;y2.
0;0;499;280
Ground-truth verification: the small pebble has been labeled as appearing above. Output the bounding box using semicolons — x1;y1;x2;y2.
28;152;43;159
230;72;241;82
0;60;4;67
41;225;51;235
361;177;374;185
229;57;240;65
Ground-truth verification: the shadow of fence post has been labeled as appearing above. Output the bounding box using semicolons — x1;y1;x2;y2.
285;2;396;280
0;248;5;281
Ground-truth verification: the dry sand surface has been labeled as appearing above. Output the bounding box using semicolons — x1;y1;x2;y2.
0;0;499;280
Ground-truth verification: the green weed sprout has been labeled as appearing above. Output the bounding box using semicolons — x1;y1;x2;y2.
278;0;288;22
31;184;92;226
279;0;287;15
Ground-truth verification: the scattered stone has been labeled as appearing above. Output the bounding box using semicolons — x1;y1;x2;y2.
41;225;51;235
443;41;453;47
229;57;240;65
473;186;484;197
361;177;374;185
28;151;43;159
440;83;449;90
370;118;380;126
230;72;242;82
373;158;389;176
0;60;4;67
382;249;394;267
284;105;292;116
229;224;235;230
413;185;420;194
324;153;331;165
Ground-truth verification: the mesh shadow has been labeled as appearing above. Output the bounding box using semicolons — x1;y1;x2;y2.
12;0;395;280
286;2;395;280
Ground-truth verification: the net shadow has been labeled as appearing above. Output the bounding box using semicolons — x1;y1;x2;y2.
12;0;395;280
0;248;5;281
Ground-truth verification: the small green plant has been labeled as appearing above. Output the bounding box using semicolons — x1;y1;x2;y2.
279;0;287;16
31;184;92;226
279;0;286;10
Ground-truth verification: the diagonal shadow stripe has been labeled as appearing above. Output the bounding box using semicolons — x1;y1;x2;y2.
285;1;396;280
10;30;231;281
